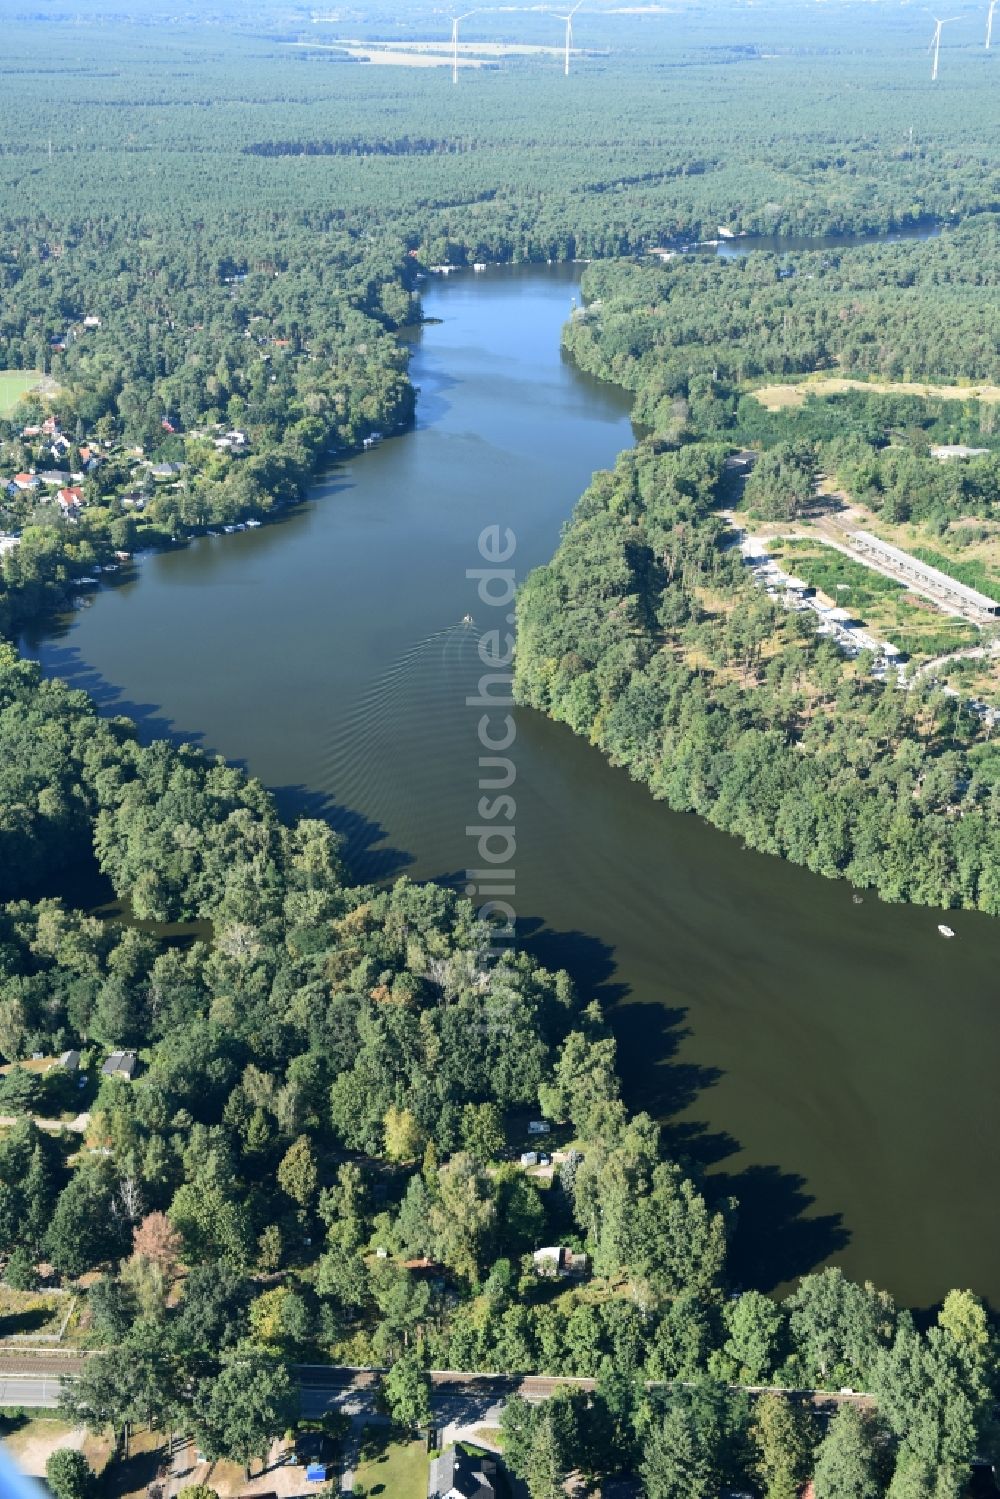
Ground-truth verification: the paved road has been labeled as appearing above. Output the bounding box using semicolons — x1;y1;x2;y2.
0;1353;872;1418
0;1375;65;1408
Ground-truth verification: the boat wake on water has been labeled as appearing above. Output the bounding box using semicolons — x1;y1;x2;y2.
318;620;483;824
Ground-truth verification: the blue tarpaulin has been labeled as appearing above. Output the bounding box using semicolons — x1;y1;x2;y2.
306;1462;327;1482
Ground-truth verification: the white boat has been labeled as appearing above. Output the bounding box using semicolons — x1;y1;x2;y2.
246;518;261;528
462;613;474;625
937;924;955;939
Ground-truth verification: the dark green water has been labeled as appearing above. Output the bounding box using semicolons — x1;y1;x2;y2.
28;263;1000;1308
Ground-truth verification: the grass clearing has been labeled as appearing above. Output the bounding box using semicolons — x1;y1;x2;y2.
2;1415;108;1480
909;544;1000;605
354;1428;428;1499
0;1286;73;1341
0;371;43;416
752;376;1000;412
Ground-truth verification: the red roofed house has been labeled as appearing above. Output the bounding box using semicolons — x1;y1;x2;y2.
13;473;39;490
57;486;83;512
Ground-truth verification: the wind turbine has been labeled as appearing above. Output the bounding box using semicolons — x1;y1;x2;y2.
555;0;584;76
930;15;960;79
987;0;998;48
451;9;478;84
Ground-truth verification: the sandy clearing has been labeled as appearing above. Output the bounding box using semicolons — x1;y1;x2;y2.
752;377;1000;411
4;1419;86;1477
286;39;567;67
286;42;486;68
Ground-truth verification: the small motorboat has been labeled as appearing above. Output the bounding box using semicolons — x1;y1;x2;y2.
462;613;474;625
937;924;955;939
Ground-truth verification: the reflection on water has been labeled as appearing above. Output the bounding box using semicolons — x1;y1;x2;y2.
26;260;1000;1307
712;219;942;259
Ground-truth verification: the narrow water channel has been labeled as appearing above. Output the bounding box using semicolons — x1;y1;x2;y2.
27;262;1000;1308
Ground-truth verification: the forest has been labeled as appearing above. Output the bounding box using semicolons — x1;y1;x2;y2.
0;2;999;1495
0;643;995;1498
514;440;1000;912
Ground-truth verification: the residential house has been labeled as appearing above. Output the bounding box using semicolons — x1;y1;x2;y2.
12;473;40;491
532;1246;590;1279
527;1120;551;1135
57;1050;81;1072
37;470;69;486
57;487;83;514
150;462;182;480
101;1051;137;1080
428;1446;497;1499
82;316;102;329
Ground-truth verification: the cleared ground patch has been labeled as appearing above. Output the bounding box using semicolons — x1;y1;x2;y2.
752;376;1000;412
0;371;44;415
287;39;566;68
1;1415;107;1480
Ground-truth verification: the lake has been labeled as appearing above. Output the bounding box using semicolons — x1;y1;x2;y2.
27;260;1000;1308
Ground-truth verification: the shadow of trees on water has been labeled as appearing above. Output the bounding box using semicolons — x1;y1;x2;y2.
25;641;847;1295
518;914;850;1295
